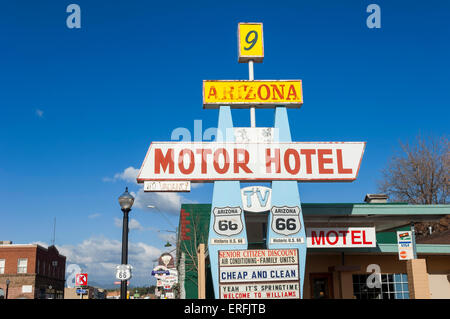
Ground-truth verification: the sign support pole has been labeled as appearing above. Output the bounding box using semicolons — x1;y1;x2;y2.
249;60;256;127
197;244;206;299
411;222;418;259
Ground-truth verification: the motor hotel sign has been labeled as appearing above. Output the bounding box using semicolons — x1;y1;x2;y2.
218;249;300;299
136;142;365;182
203;80;302;108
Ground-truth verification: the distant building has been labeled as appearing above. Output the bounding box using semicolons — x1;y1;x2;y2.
0;242;66;299
64;286;106;299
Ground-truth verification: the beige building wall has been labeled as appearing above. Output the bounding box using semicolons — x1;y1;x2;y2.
428;275;450;299
304;253;450;299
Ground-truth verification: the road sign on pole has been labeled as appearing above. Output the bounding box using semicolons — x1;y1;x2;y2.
115;264;133;281
75;273;88;287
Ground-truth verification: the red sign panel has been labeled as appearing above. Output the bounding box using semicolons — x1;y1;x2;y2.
75;273;88;287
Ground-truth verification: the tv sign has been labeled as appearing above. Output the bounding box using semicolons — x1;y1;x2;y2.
241;186;271;213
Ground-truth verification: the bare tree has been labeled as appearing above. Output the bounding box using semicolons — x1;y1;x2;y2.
179;212;209;289
378;134;449;204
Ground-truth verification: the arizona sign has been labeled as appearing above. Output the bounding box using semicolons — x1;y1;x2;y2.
136;142;365;182
203;80;303;108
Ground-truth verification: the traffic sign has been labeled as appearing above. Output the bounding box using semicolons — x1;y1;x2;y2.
75;273;88;287
115;264;133;281
76;288;87;294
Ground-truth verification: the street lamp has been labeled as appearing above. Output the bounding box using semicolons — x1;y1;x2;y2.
5;279;10;299
118;187;134;300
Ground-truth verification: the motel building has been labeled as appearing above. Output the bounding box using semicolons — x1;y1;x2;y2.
175;193;450;299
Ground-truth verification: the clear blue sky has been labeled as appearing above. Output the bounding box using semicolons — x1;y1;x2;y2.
0;0;448;286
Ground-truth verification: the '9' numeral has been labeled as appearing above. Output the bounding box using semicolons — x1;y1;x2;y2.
244;31;258;50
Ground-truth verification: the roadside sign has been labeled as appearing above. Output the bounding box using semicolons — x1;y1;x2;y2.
397;231;414;260
158;253;175;268
218;249;300;299
114;281;129;285
165;292;175;299
241;186;271;213
152;265;170;279
115;264;133;281
203;80;302;108
76;288;87;294
306;227;376;248
75;273;88;287
238;22;264;63
144;181;191;192
137;142;366;183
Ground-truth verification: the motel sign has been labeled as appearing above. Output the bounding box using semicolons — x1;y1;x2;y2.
137;23;366;299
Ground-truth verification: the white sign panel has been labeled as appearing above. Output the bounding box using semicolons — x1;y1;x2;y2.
220;282;299;299
306;228;376;248
144;181;191;192
397;231;414;260
233;127;275;143
218;249;300;299
220;265;299;283
115;264;133;281
22;285;33;293
152;265;170;279
271;206;302;236
137;142;366;182
212;207;244;237
241;186;271;212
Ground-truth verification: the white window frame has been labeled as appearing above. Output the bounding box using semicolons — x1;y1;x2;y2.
0;259;5;274
17;258;28;274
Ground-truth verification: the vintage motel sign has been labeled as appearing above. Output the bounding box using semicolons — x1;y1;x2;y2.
136;22;368;300
136;141;365;182
306;227;376;248
203;80;303;108
241;186;271;213
144;181;190;192
219;249;300;299
238;23;264;63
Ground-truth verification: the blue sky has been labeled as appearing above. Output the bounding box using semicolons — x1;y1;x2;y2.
0;0;449;286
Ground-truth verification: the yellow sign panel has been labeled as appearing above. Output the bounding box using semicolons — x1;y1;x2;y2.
238;23;264;63
203;80;303;109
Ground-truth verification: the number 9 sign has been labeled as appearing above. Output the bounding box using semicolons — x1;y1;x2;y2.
238;22;264;63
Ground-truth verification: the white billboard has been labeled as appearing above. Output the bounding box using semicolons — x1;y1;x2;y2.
137;142;365;182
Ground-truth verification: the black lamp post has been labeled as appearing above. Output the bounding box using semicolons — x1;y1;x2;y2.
5;279;10;299
118;187;134;300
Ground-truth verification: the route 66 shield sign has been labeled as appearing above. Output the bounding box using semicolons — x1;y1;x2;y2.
271;206;301;236
115;264;133;281
213;206;244;237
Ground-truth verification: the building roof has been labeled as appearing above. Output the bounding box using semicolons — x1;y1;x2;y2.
178;203;450;249
417;230;450;245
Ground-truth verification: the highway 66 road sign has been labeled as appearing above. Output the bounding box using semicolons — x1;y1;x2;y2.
116;264;133;281
213;207;244;237
271;206;301;236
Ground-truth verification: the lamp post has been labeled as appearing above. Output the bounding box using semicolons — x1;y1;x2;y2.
118;187;134;300
5;279;10;299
